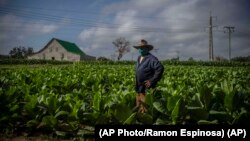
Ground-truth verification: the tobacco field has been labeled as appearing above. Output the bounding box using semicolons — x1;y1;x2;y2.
0;63;250;138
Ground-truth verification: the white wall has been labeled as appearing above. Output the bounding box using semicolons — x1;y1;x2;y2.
28;40;80;61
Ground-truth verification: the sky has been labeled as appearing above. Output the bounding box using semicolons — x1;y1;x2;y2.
0;0;249;61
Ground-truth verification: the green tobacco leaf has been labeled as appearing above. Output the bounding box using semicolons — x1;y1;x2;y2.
224;91;239;112
69;101;81;120
187;107;209;121
55;131;67;136
69;121;79;130
198;120;218;124
171;98;185;124
155;118;171;125
167;95;180;112
232;110;250;124
113;103;132;123
200;85;213;110
223;81;234;111
10;104;19;112
221;80;242;112
123;112;137;125
96;115;109;124
0;116;8;122
24;95;38;115
153;102;167;115
190;94;203;107
82;112;99;124
77;129;94;136
54;111;69;118
209;110;230;122
222;80;233;95
42;115;57;128
93;92;101;112
47;95;58;115
145;93;153;107
26;119;39;128
137;113;153;124
11;113;19;118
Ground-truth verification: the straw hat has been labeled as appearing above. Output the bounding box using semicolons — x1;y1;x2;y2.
133;39;154;51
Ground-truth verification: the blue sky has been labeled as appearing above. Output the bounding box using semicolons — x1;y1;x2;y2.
0;0;249;60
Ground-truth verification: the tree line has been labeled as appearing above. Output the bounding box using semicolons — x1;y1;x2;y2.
1;37;249;62
0;46;34;59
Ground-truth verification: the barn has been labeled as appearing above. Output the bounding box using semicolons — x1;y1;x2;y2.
28;38;96;61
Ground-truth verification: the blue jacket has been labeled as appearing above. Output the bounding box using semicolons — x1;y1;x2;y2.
135;53;164;93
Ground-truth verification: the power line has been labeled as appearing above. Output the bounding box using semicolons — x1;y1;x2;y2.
0;8;205;34
0;4;208;30
0;4;208;23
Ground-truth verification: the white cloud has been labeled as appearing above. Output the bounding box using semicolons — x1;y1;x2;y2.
79;29;94;41
78;0;250;60
41;24;58;33
24;24;58;34
0;14;59;34
0;14;59;54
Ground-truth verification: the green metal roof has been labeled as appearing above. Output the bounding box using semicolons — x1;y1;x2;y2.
55;38;85;55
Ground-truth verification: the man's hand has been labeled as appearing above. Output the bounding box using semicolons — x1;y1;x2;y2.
144;80;151;88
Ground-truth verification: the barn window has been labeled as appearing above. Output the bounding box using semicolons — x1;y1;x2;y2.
52;57;55;60
43;53;45;59
50;48;52;52
56;47;58;52
61;53;64;60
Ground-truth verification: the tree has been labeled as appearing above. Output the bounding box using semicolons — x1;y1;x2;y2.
97;56;111;61
26;47;34;57
188;57;194;61
171;57;179;61
112;37;130;61
231;56;250;62
9;46;34;59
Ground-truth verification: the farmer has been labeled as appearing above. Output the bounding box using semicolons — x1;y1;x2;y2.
134;39;164;113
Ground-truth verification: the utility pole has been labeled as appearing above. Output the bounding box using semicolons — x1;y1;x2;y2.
224;26;235;61
208;12;216;61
